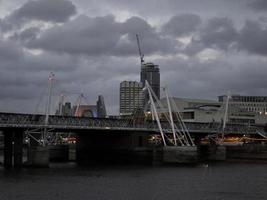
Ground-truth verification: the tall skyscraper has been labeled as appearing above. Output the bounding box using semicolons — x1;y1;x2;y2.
120;81;143;115
55;102;72;116
140;62;160;105
97;95;107;118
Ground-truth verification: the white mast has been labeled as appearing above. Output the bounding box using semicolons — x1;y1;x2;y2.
43;72;54;146
59;93;64;115
74;93;83;117
164;87;177;146
146;81;166;146
222;92;230;140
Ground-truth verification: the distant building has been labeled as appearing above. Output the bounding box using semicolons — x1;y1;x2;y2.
218;95;267;114
159;97;267;125
120;81;143;115
72;105;97;117
56;102;72;116
56;95;107;118
140;62;160;105
159;97;222;123
97;95;107;118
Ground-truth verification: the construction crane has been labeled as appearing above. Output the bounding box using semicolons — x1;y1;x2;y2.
136;34;145;65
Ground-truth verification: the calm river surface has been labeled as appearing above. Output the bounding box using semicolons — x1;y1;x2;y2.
0;162;267;200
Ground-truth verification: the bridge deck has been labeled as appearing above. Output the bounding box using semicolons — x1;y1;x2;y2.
0;112;262;134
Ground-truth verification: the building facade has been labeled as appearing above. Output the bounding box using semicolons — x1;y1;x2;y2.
72;105;97;117
56;95;106;118
120;81;143;115
218;95;267;114
55;102;72;116
140;62;160;105
159;97;267;125
97;95;107;118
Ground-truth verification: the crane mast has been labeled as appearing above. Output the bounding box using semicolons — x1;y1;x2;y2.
136;34;145;65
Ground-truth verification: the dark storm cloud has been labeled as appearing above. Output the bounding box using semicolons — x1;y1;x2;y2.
0;38;79;89
162;14;201;37
159;55;267;100
27;15;122;55
9;27;40;42
116;16;177;56
181;17;239;56
9;0;76;22
238;20;267;56
248;0;267;11
0;39;23;61
27;15;178;56
182;17;267;57
195;17;238;50
1;0;76;32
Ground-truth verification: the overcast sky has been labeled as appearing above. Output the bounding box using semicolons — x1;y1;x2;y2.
1;0;267;115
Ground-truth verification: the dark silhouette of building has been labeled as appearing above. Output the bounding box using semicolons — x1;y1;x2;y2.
97;95;107;118
140;62;160;106
56;102;72;116
56;96;107;118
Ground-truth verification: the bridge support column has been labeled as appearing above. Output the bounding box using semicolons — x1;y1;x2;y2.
3;132;13;169
14;131;23;168
28;146;50;167
3;130;24;169
208;145;226;161
163;146;198;164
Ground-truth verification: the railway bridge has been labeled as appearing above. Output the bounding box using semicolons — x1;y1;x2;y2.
0;112;262;168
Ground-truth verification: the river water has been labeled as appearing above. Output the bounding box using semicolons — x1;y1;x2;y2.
0;162;266;200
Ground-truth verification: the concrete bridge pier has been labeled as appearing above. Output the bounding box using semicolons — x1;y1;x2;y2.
208;145;226;161
25;133;49;167
3;130;23;169
28;146;50;167
13;131;23;168
163;146;198;164
3;131;13;169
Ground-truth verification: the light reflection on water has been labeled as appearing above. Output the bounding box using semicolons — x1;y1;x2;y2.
0;161;267;200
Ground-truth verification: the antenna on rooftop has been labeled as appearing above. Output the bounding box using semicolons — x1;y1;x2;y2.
136;34;145;65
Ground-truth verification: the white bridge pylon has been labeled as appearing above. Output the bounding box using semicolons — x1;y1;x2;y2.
144;81;195;147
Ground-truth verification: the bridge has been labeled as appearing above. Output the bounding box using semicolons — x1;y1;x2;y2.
0;112;261;134
0;111;264;168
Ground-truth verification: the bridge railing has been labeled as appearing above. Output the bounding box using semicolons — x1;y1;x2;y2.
0;112;263;134
0;112;45;125
48;116;134;129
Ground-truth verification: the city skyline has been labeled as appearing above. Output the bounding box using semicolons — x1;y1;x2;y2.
1;0;267;115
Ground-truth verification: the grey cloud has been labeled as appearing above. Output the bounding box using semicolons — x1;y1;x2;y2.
1;0;76;32
0;39;79;89
122;16;153;34
0;39;23;61
9;0;76;23
9;27;40;42
248;0;267;11
27;15;122;55
196;17;238;50
162;14;201;37
116;17;178;56
182;17;239;55
27;15;178;56
183;17;267;57
158;55;267;100
0;36;140;114
238;20;267;56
